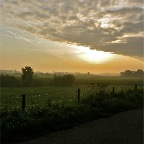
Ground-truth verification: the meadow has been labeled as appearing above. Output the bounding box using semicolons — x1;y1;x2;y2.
1;76;143;109
0;76;143;143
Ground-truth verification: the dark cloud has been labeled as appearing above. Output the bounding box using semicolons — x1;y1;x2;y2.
100;37;144;59
128;0;143;4
0;0;143;59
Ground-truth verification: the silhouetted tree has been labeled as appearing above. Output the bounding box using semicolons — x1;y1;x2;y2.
63;74;75;86
135;69;143;77
21;66;34;86
120;69;144;78
0;74;19;87
53;74;75;86
120;70;133;77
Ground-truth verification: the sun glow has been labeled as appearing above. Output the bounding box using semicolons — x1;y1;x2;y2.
72;45;113;64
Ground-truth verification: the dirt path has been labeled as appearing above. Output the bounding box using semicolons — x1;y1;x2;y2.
18;108;143;144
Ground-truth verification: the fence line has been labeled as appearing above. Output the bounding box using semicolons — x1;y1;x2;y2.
0;85;142;110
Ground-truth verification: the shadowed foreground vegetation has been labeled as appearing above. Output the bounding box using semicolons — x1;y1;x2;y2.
1;87;143;143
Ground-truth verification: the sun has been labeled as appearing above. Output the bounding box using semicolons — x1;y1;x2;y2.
71;45;113;64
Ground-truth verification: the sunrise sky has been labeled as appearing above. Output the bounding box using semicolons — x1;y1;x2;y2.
0;0;143;74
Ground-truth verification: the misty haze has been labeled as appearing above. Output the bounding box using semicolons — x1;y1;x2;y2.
0;0;143;144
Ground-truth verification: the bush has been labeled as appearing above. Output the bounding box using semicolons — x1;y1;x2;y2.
82;88;143;112
54;74;75;86
0;74;20;87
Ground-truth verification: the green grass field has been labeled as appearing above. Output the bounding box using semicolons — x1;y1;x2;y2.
0;86;88;109
0;83;143;110
1;76;143;143
0;76;143;110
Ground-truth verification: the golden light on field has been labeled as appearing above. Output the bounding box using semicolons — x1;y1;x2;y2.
71;45;113;64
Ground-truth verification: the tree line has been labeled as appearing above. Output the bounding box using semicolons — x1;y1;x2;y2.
0;67;143;87
120;69;144;78
0;66;75;87
0;74;21;87
53;74;75;86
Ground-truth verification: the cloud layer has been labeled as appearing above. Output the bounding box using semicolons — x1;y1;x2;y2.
0;0;144;59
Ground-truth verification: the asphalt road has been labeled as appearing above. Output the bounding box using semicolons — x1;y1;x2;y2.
18;108;143;144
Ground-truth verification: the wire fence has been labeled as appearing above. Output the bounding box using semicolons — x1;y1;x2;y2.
0;84;143;110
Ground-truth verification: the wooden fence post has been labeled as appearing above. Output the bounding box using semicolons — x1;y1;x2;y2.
10;99;12;109
112;87;115;95
78;88;80;103
22;94;26;110
135;85;137;92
